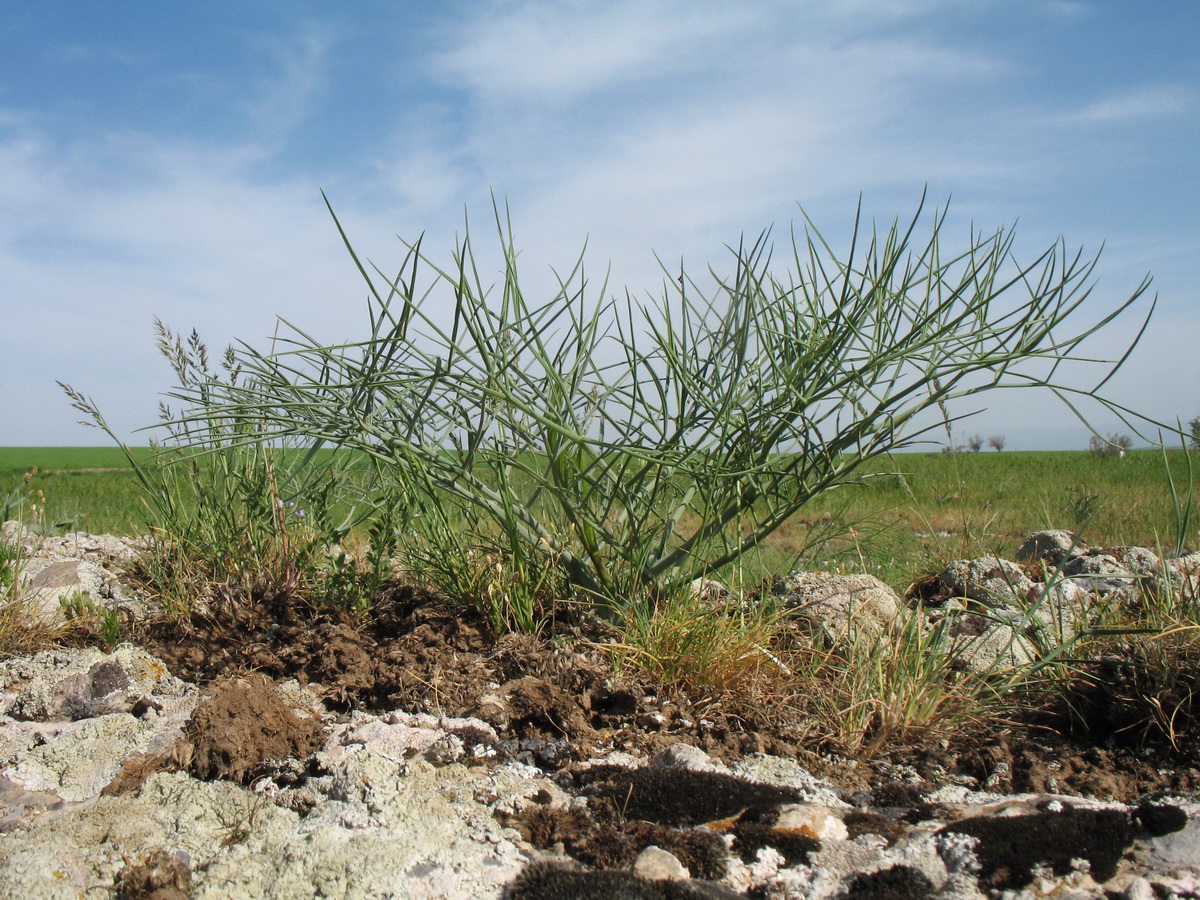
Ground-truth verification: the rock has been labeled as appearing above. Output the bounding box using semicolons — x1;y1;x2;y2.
1165;552;1200;596
1128;799;1200;881
1063;553;1142;605
2;647;188;722
634;845;691;880
1119;546;1162;578
689;578;731;607
771;803;849;841
18;557;132;623
0;774;63;833
1122;875;1156;900
774;571;901;644
650;743;730;774
1064;552;1135;581
727;756;847;808
329;710;500;767
45;659;132;720
3;707;196;803
944;614;1037;674
1017;530;1088;567
0;758;537;899
2;523;150;624
936;556;1103;673
940;558;1037;609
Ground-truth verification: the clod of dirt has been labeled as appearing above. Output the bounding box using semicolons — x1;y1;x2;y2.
479;675;598;742
572;765;805;827
114;848;193;900
839;865;936;900
101;741;193;797
502;861;744;900
510;806;728;880
184;673;324;784
1135;801;1189;837
939;805;1133;888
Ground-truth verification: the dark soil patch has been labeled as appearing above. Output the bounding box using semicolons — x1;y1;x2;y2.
132;582;812;767
840;866;936;900
940;805;1134;888
503;861;744;900
568;765;806;827
127;583;1200;800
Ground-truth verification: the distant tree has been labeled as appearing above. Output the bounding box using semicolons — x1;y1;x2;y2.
987;435;1006;451
1189;416;1200;451
1089;433;1133;458
966;434;984;453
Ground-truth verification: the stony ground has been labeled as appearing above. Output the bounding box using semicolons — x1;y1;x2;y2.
0;529;1198;899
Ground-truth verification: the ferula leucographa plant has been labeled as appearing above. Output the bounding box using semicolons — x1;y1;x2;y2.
133;194;1156;616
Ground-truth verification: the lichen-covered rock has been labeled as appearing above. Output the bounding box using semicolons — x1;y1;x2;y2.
1118;546;1161;578
1016;530;1088;567
774;572;901;644
1063;553;1143;605
943;612;1038;674
940;558;1037;610
2;522;151;624
1;647;188;722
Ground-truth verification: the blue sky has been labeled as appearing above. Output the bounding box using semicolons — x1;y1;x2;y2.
2;0;1197;448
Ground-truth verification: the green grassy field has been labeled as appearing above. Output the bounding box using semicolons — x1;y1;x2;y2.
768;447;1197;588
3;446;1195;588
1;447;154;533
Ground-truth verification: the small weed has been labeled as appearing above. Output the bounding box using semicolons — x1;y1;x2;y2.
1063;486;1105;530
1;476;75;655
97;608;122;649
615;587;787;697
800;610;1003;757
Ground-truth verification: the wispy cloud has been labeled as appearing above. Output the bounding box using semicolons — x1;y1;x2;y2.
433;1;754;104
234;24;333;147
1066;84;1196;124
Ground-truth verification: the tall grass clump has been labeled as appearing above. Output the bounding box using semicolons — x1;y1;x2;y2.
62;326;400;618
0;473;74;654
136;193;1155;627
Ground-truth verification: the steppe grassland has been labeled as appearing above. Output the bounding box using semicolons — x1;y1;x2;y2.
4;446;1195;589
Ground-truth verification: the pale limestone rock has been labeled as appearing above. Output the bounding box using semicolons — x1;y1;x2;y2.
1016;530;1087;567
633;845;690;881
774;804;848;841
650;742;730;774
774;571;901;644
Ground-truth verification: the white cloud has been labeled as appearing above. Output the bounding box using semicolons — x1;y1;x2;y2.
1067;84;1196;124
0;121;404;444
434;0;754;104
234;24;334;146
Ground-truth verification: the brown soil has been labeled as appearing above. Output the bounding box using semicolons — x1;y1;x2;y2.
114;849;193;900
184;672;325;784
133;583;813;768
127;582;1200;803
